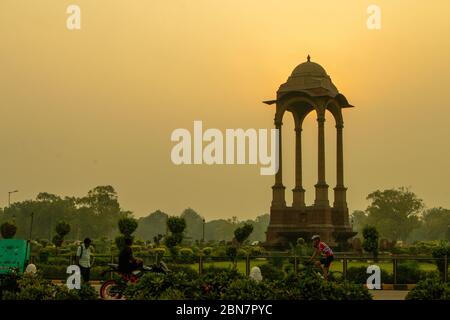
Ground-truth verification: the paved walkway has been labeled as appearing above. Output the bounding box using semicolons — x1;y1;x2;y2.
371;290;409;300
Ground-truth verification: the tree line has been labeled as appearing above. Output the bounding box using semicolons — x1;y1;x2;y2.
2;185;449;244
0;185;269;242
351;187;450;243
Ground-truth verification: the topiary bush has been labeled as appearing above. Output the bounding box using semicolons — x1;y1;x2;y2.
179;248;195;264
202;247;213;257
1;222;17;239
118;217;138;237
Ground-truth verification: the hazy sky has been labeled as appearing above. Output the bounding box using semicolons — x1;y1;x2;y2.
1;1;450;220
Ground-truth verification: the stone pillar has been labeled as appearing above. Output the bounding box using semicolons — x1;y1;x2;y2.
292;127;305;208
271;120;286;208
334;123;347;208
314;113;329;207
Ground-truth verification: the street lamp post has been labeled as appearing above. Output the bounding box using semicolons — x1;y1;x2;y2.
8;190;18;208
8;190;18;222
202;218;205;243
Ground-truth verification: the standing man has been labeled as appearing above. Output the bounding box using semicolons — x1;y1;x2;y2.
76;238;92;283
309;235;334;280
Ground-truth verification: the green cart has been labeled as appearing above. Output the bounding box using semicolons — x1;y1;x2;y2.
0;239;31;275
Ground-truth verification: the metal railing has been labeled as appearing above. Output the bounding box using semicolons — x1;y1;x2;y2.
34;253;449;284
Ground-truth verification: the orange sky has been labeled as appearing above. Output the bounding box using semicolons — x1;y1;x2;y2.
1;1;450;220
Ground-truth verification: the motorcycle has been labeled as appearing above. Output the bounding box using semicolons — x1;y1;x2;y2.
99;261;169;299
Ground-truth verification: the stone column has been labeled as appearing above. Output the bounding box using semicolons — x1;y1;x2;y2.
334;123;347;209
292;127;305;208
314;113;329;207
271;120;286;208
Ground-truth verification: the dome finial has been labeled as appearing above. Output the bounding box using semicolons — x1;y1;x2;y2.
307;54;311;62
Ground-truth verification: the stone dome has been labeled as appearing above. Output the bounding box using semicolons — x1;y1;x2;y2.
278;56;339;98
291;60;328;78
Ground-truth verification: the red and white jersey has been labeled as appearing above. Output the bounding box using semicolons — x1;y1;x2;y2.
318;241;333;256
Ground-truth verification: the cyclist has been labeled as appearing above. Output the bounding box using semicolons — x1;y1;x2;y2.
308;235;334;280
118;237;143;274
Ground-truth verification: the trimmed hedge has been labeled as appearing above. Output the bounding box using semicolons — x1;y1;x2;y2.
406;277;450;300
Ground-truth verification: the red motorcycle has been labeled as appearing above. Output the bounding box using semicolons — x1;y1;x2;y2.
100;262;169;300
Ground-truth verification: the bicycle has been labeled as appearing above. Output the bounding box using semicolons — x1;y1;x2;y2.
99;261;169;300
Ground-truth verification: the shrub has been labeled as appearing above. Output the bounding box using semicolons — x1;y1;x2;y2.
222;279;275;300
202;247;213;256
396;261;431;284
406;277;450;300
153;247;166;259
197;267;244;300
259;263;284;282
431;241;450;277
38;250;50;263
248;246;264;256
237;248;248;258
278;270;372;300
179;248;194;263
1;222;17;239
346;266;393;284
1;274;96;300
159;288;186;300
124;270;197;300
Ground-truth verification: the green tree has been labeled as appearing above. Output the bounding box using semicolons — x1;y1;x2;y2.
420;207;450;241
365;187;423;242
362;225;379;260
78;186;123;238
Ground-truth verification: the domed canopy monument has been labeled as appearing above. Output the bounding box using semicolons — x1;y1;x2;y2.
263;56;356;248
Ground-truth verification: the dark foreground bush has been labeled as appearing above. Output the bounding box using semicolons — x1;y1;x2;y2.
124;266;371;300
276;270;372;300
259;263;284;281
406;278;450;300
0;274;97;300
